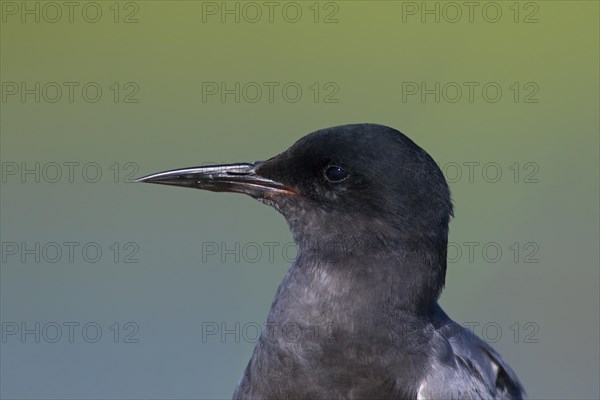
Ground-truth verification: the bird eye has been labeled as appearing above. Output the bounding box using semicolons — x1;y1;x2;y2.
324;165;350;182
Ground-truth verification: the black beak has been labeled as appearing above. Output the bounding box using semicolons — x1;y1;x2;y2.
136;162;297;198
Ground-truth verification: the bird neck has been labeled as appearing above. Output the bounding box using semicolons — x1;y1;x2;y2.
294;229;448;315
273;198;449;314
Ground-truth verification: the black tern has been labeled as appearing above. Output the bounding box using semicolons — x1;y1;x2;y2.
138;123;525;399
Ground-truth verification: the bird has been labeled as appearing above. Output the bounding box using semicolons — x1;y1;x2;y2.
137;123;525;399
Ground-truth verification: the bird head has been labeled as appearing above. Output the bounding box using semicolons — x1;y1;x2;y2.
138;124;453;259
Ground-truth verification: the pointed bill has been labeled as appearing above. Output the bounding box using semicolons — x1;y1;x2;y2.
136;162;297;197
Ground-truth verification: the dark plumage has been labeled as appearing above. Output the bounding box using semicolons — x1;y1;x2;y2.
138;123;525;399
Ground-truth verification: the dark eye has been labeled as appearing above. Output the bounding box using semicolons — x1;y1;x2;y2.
324;165;350;182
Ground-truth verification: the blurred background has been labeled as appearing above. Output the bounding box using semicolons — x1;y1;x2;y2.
1;1;598;399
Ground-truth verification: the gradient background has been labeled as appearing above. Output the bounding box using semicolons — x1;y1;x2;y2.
1;1;598;399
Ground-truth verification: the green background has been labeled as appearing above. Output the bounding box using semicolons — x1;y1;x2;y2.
1;1;598;399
